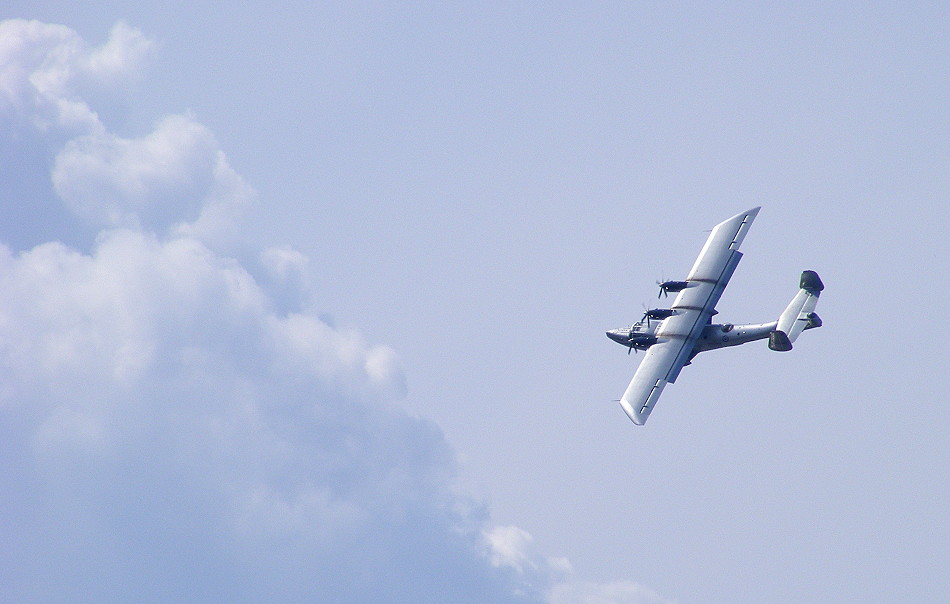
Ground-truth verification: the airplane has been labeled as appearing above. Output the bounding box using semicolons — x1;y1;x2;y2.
606;207;823;425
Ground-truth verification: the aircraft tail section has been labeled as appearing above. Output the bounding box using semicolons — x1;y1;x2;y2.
769;270;823;351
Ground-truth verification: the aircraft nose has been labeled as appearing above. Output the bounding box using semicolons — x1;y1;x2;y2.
606;329;624;343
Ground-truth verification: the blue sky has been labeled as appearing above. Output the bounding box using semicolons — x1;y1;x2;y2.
1;3;947;603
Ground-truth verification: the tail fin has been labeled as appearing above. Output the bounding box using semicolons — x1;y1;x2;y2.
769;270;823;351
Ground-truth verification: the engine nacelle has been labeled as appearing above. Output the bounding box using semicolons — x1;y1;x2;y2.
629;334;658;347
644;308;675;321
658;280;689;296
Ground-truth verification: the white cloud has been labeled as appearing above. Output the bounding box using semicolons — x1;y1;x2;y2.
260;245;310;283
487;525;547;574
52;112;252;239
81;21;153;87
0;18;672;604
0;19;152;133
1;19;245;247
0;19;541;602
483;525;678;604
0;212;538;602
549;581;678;604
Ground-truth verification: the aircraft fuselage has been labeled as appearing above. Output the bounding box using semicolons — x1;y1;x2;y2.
607;319;789;357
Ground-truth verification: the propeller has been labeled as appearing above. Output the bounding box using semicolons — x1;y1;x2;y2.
641;304;675;325
657;280;689;298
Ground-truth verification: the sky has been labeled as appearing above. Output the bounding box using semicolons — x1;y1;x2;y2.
1;3;947;603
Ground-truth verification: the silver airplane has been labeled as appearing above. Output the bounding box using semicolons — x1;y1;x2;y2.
606;207;823;425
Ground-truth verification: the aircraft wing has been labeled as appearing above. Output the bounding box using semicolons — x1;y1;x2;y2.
620;207;760;424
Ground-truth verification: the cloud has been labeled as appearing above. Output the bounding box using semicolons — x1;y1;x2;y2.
0;191;536;602
0;19;541;603
548;581;678;604
0;18;674;604
52;112;252;240
486;525;572;578
481;525;680;604
1;18;251;246
0;19;152;133
488;525;543;573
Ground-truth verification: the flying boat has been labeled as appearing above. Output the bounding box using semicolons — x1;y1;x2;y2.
607;207;823;425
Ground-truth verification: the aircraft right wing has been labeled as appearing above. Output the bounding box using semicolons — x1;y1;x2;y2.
619;207;760;425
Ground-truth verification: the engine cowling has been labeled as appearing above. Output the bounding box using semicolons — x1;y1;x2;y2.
644;308;675;321
629;334;658;347
657;280;689;298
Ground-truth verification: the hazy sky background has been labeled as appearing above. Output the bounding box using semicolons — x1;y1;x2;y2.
2;3;947;603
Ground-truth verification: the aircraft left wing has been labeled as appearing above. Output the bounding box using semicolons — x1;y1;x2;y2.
619;207;760;424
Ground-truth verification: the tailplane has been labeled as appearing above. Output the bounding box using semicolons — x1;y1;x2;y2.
769;270;823;351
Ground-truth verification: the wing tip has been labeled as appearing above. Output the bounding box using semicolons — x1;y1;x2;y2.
729;206;761;221
741;206;761;223
619;398;648;425
712;207;761;237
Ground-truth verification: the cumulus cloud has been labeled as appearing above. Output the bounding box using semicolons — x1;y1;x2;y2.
0;19;152;133
1;149;533;602
0;18;673;604
548;581;678;604
2;18;246;248
52;112;252;239
0;19;542;603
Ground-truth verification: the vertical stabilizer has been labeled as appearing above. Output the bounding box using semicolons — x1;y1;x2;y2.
769;271;823;351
